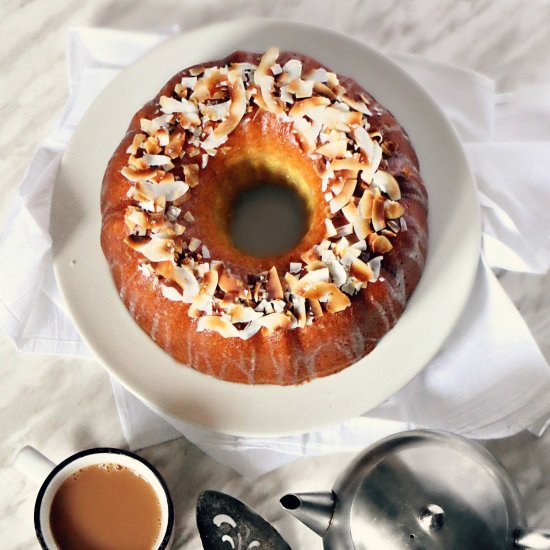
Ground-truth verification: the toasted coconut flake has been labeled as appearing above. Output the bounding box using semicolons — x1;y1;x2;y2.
195;262;210;278
156;128;169;147
170;265;200;301
385;200;405;219
138;262;155;278
333;237;350;257
180;76;198;89
161;285;183;302
302;282;350;313
144;137;162;155
279;85;294;104
198;269;218;298
287;78;314;99
165;127;186;159
140;118;154;135
124;236;174;262
292;117;322;153
342;202;359;223
121;166;158;183
189;69;227;103
259;313;292;335
358;188;375;219
353;216;372;240
369;234;393;254
372;195;387;231
308;298;324;317
127;133;146;155
330;179;356;214
158;172;175;185
342;94;372;115
183;164;199;187
324;218;337;238
281;59;302;82
132;180;189;202
313;81;337;100
353;126;375;159
125;206;149;230
236;321;262;340
360;142;383;184
284;272;300;294
201;73;247;149
368;256;382;281
266;267;284;300
230;305;264;324
154;260;174;279
159;95;198;114
294;268;330;295
316;140;348;159
291;295;307;328
128;155;149;170
143;154;172;167
289;262;302;274
183;211;195;223
200;100;231;121
176;112;201;129
219;271;246;296
303;67;328;82
341;246;361;266
335;223;353;237
372;170;401;200
306;260;328;272
288;96;330;118
312;106;361;130
330;158;368;174
259;75;285;114
188;237;201;252
251;85;269;109
255;299;270;313
201;245;210;259
254;47;280;84
350;258;373;283
197;316;240;338
271;300;286;313
326;259;347;287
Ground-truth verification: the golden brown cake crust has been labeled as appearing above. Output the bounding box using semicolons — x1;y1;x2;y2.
101;50;428;385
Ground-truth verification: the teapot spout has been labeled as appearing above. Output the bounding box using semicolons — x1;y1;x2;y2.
280;491;335;537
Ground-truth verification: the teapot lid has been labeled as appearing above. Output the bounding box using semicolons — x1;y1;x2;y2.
343;430;525;549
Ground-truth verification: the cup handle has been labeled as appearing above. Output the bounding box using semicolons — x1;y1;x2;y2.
15;446;56;485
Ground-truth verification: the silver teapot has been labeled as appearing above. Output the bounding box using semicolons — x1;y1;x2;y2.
281;430;550;549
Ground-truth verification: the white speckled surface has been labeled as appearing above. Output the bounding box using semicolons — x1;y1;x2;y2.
1;1;550;548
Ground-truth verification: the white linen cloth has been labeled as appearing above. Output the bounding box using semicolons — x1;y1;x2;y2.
1;27;550;479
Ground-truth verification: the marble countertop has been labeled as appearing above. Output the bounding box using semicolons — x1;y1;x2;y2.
2;0;550;548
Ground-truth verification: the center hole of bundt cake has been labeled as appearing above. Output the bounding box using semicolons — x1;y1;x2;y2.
229;182;309;258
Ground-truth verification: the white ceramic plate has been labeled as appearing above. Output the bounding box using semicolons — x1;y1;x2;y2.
52;19;480;437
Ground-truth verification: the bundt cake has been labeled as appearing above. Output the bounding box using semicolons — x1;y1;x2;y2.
100;48;428;385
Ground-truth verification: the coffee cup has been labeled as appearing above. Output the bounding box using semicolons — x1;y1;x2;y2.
15;446;174;550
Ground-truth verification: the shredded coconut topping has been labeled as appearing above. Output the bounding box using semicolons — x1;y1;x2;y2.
121;49;407;339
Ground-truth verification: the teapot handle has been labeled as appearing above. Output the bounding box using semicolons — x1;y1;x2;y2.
515;529;550;549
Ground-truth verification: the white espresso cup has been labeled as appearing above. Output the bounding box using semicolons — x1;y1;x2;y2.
15;446;174;549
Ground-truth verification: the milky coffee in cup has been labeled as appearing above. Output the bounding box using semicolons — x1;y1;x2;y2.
26;447;174;550
49;462;162;550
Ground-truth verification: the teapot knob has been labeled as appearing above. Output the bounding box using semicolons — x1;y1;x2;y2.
515;528;550;549
418;504;446;531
